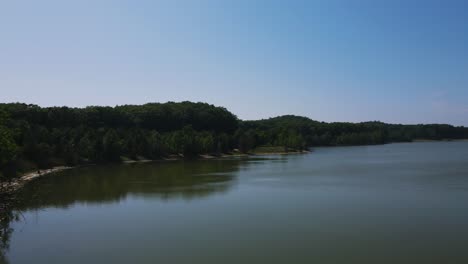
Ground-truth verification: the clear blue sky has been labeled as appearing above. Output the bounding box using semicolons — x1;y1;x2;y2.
1;0;468;125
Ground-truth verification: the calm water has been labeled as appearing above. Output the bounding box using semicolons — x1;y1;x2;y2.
4;142;468;264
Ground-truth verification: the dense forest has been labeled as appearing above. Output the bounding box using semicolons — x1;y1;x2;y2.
1;101;468;180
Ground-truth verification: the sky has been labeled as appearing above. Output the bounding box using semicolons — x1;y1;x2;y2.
1;0;468;125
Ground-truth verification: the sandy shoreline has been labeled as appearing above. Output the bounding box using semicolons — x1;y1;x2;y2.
3;139;465;193
1;166;73;193
4;139;466;193
2;151;310;193
251;150;310;155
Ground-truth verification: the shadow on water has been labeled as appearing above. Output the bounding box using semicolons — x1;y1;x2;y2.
1;157;280;263
0;194;18;264
14;158;253;210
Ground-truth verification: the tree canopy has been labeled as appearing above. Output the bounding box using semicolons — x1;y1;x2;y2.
1;102;467;179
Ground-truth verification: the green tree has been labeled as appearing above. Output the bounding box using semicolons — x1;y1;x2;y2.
102;129;122;162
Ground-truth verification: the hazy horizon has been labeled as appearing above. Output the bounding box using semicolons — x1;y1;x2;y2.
2;1;468;126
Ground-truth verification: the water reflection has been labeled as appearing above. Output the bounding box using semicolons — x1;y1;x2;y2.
15;159;246;210
1;158;259;264
3;157;286;263
4;143;468;264
0;196;18;264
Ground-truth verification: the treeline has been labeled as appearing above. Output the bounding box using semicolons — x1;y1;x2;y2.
1;102;468;180
240;115;468;148
0;102;239;180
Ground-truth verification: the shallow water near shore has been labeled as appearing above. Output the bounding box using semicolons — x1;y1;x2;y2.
5;141;468;263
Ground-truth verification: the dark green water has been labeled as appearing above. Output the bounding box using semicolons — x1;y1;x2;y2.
5;142;468;263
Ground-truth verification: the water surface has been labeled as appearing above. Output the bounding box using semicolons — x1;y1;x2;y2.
5;142;468;263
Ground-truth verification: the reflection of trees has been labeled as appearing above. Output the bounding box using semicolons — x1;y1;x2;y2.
0;158;266;263
0;210;15;264
0;190;18;264
15;159;243;211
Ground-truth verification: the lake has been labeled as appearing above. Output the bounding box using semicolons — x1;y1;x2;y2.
4;142;468;264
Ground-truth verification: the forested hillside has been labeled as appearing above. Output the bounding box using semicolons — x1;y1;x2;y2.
241;115;468;147
1;102;468;180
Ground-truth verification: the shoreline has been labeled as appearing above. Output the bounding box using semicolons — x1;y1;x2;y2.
1;166;73;193
2;151;309;193
412;138;468;142
6;139;465;193
251;150;310;155
3;137;467;193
